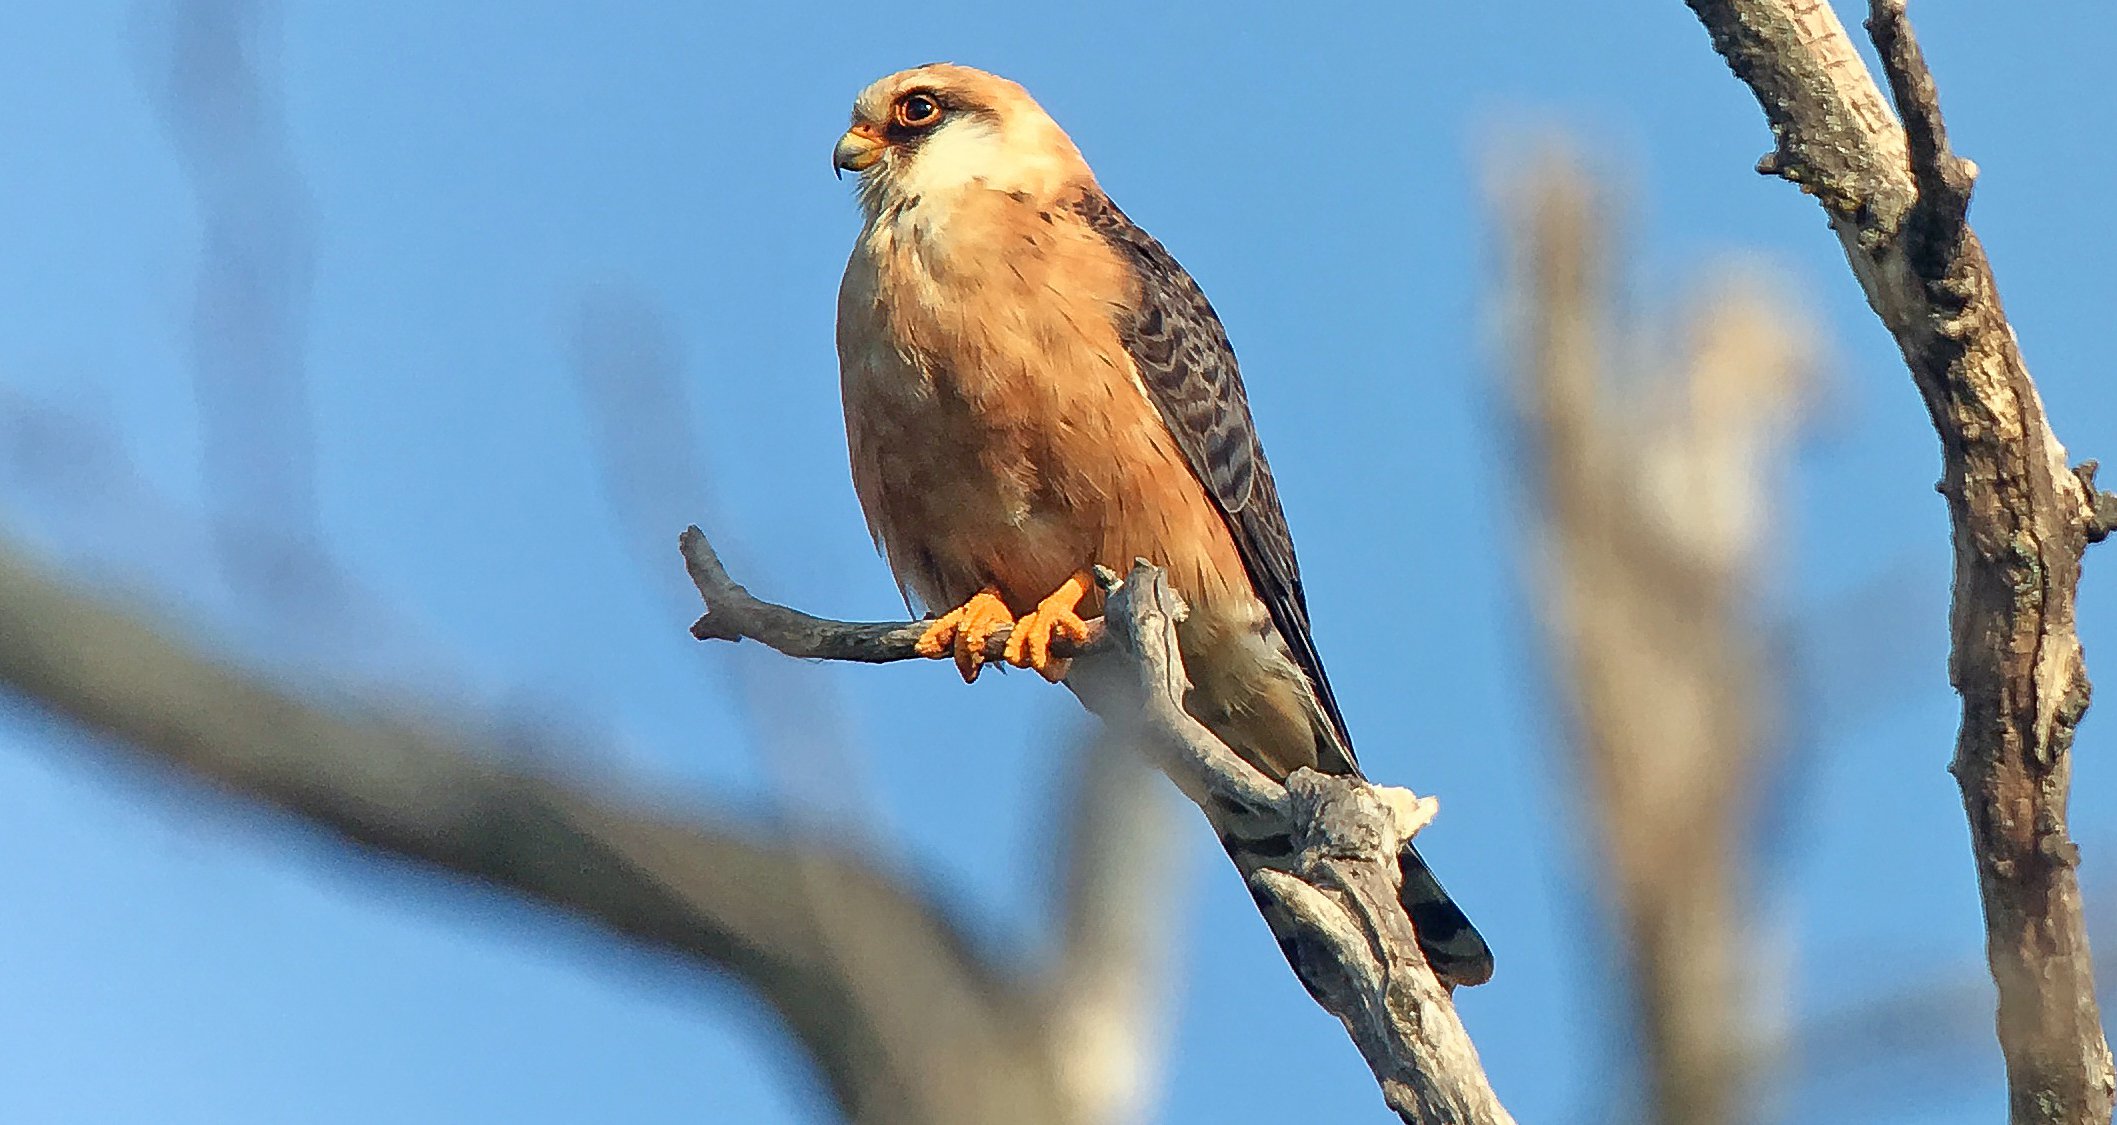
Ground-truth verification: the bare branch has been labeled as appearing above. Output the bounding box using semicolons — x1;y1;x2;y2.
1062;565;1290;826
1683;2;2114;1121
1255;774;1512;1125
0;539;1070;1125
679;527;1515;1124
681;525;1103;663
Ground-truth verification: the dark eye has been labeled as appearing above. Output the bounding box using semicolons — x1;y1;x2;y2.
895;92;943;129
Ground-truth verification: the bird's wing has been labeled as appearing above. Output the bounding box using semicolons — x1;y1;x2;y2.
1069;188;1357;764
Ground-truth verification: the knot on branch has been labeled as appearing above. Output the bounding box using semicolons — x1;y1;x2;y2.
2076;462;2117;544
1286;770;1438;864
2092;495;2117;546
1752;143;1865;220
1251;772;1436;997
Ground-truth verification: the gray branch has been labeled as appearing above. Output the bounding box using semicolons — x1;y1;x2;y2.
680;525;1102;663
679;526;1515;1124
1682;2;2114;1121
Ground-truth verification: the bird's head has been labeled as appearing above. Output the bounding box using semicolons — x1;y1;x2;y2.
834;63;1091;218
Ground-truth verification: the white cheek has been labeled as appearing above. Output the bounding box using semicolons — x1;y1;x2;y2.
893;120;1005;197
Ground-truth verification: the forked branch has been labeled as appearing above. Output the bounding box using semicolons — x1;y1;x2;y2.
1683;2;2114;1121
678;525;1515;1125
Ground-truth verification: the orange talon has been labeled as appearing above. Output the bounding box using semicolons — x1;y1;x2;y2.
1004;571;1093;682
916;588;1014;683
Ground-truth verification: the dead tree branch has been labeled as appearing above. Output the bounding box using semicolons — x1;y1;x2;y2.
681;526;1104;665
0;540;1076;1125
1683;2;2114;1121
679;525;1516;1125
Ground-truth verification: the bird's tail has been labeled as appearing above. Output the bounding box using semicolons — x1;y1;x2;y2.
1395;841;1493;987
1221;832;1494;989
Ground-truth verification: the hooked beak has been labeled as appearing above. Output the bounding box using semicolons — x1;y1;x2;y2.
833;125;886;178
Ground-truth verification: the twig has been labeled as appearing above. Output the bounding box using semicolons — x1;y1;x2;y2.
678;526;1516;1124
1682;3;2113;1121
680;525;1103;662
1865;0;1973;282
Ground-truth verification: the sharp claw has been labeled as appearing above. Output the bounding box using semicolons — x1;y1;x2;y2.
919;589;1011;683
922;582;1091;684
1004;571;1094;680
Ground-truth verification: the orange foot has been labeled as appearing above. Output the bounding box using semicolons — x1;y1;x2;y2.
916;588;1014;683
1004;571;1093;683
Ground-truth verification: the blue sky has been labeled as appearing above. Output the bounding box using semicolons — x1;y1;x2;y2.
2;2;2112;1122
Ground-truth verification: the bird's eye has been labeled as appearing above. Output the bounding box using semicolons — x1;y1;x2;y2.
895;93;943;129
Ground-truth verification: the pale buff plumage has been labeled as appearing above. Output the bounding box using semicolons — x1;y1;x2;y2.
834;65;1313;774
837;68;1246;613
831;63;1495;986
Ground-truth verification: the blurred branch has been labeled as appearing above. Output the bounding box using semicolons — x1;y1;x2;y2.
0;539;1075;1125
1684;2;2114;1121
1503;149;1807;1125
681;526;1516;1124
567;285;721;607
1041;734;1185;1125
151;0;323;595
0;290;1196;1125
1786;897;2117;1114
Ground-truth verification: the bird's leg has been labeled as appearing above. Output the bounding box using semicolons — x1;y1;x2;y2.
916;587;1014;683
1003;570;1093;683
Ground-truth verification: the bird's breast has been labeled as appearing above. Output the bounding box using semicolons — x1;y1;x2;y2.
836;189;1248;621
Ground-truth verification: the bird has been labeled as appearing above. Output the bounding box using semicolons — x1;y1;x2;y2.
832;63;1492;987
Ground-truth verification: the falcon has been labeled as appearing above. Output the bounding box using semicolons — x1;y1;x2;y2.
833;63;1492;986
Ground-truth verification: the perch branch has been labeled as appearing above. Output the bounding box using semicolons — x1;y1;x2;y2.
1683;2;2113;1121
681;525;1103;662
679;527;1515;1124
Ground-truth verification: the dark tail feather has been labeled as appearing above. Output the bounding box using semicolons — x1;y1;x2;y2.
1398;842;1493;987
1221;832;1494;990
